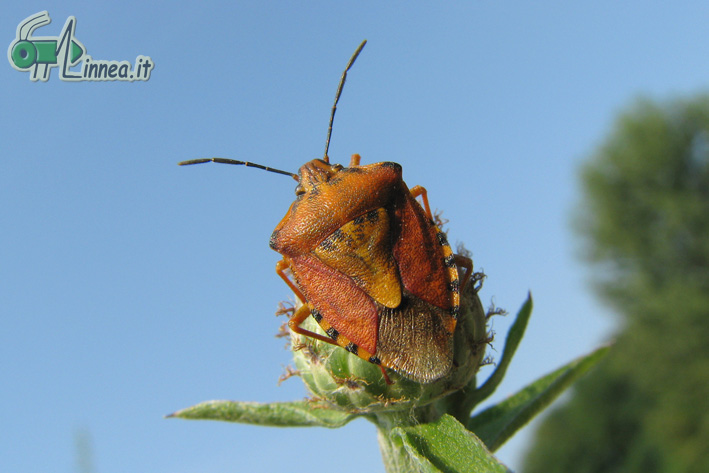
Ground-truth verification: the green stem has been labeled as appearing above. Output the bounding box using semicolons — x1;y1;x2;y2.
373;410;421;473
377;426;419;473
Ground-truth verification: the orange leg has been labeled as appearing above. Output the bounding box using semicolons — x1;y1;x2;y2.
349;154;361;166
276;257;393;384
275;259;306;303
454;254;473;291
379;366;392;385
409;185;433;221
287;304;342;346
275;259;340;347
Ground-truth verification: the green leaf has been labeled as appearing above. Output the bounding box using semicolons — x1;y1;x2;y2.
168;400;357;428
389;414;509;473
469;344;611;452
471;294;533;405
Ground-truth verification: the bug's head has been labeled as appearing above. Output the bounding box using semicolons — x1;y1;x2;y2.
294;159;344;196
177;157;349;199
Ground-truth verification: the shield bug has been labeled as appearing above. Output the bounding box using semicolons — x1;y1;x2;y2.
179;40;473;383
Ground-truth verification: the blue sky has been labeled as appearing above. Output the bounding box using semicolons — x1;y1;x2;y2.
3;2;709;472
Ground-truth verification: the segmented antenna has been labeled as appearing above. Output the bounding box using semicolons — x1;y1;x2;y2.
179;41;368;176
323;40;367;163
178;158;298;180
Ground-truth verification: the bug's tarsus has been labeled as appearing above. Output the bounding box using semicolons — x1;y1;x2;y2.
178;158;298;180
323;39;367;163
379;366;393;385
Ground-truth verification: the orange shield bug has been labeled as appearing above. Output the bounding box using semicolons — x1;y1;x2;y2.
179;40;472;383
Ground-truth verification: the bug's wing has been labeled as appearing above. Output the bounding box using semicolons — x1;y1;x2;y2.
377;293;454;383
393;193;456;311
313;207;402;309
290;253;379;354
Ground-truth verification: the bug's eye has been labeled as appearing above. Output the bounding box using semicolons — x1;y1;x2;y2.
295;184;305;196
333;164;344;172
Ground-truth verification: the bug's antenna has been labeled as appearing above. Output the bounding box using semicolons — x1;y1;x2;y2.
178;158;299;181
323;39;367;163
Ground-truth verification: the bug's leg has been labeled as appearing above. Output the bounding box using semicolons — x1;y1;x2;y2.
379;366;393;385
409;185;433;221
275;259;340;346
288;304;342;346
275;257;392;383
454;254;473;291
290;303;393;384
275;259;307;303
349;154;361;166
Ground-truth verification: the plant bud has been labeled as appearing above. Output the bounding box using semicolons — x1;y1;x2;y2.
290;268;488;414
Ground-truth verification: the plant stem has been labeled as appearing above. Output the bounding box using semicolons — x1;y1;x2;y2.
372;408;432;472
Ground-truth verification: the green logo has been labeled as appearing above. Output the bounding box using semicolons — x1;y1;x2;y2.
8;11;154;82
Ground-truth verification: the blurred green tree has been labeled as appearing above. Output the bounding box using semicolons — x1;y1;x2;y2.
522;96;709;473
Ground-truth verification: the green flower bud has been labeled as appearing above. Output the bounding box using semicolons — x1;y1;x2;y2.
289;268;488;414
